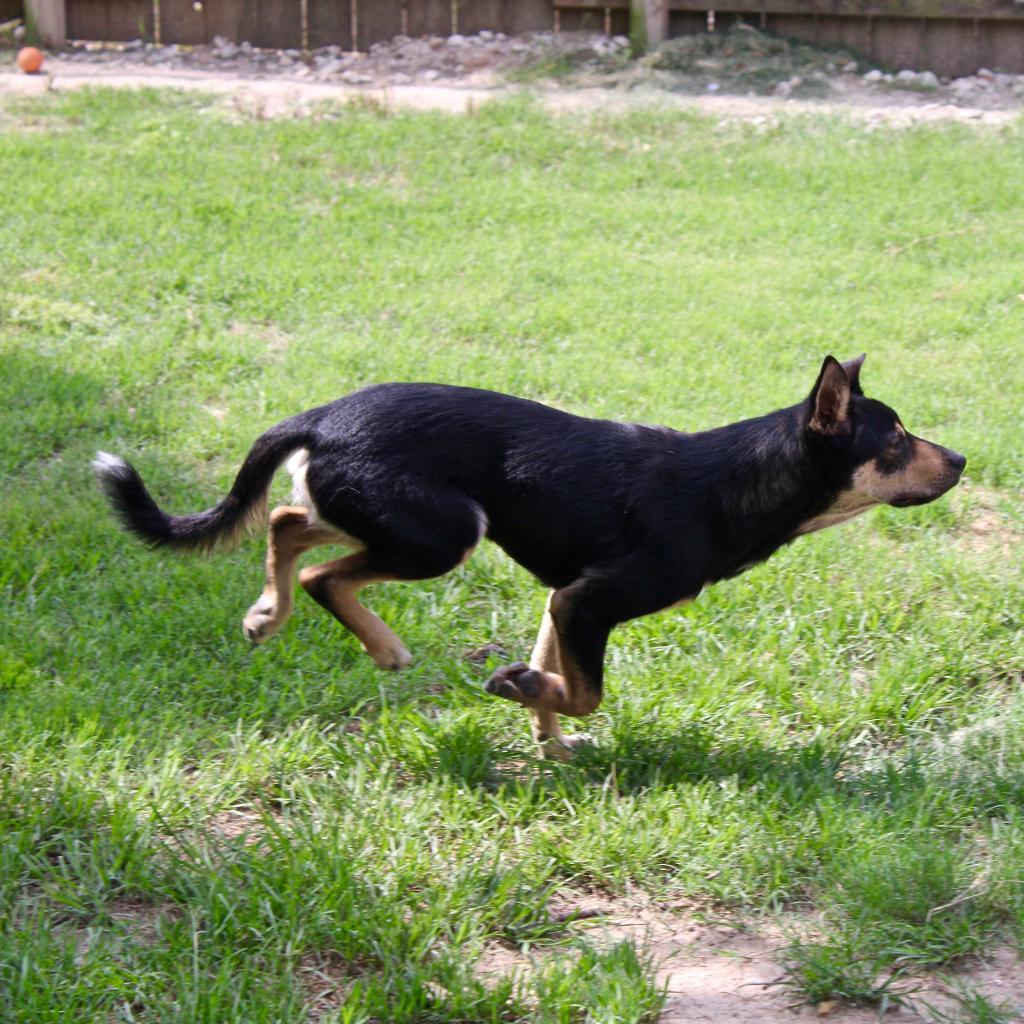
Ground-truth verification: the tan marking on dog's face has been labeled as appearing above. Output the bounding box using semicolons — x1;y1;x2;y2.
853;436;962;507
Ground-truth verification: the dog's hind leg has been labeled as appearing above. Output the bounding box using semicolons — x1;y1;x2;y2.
299;551;413;670
486;580;612;737
297;481;486;669
243;506;342;644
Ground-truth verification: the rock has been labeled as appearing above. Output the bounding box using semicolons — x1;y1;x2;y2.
917;70;939;88
977;67;995;79
340;69;372;84
391;72;413;85
448;34;467;46
707;81;719;92
773;79;792;97
422;68;440;81
317;58;346;75
896;69;918;82
842;60;858;73
478;29;494;41
863;69;884;82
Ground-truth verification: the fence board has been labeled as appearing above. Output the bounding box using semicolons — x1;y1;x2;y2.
199;0;249;42
67;0;152;40
407;0;453;36
504;0;554;31
160;0;301;46
247;0;302;46
159;0;209;43
558;6;610;31
457;0;503;33
309;0;353;48
978;19;1024;69
357;0;403;47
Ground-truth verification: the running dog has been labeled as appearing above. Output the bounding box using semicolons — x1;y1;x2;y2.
94;355;965;758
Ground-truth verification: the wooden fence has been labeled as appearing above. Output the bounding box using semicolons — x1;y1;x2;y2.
23;0;1024;76
61;0;562;51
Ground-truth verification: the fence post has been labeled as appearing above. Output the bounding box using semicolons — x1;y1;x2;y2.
25;0;66;46
630;0;668;54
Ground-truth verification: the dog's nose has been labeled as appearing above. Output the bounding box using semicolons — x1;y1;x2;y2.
945;448;966;472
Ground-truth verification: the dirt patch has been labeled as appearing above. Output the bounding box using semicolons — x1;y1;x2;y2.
103;897;178;945
478;892;1024;1023
954;484;1024;557
298;949;368;1022
2;28;1023;125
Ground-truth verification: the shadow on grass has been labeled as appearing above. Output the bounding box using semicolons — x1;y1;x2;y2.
475;717;1022;822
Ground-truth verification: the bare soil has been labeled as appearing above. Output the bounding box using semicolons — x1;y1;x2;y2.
483;892;1024;1023
2;28;1023;126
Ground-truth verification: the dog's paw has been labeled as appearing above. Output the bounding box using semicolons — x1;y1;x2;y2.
485;662;539;701
242;596;287;644
484;663;564;705
539;732;596;763
367;643;413;671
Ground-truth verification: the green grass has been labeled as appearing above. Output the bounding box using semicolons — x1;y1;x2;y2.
1;88;1023;1020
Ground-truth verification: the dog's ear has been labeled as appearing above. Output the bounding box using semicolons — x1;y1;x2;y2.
841;353;866;395
808;355;853;435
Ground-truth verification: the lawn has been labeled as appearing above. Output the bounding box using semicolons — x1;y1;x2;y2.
1;88;1023;1023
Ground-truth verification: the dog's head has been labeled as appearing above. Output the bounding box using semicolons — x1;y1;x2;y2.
806;354;965;508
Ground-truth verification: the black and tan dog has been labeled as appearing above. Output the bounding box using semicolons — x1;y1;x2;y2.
94;355;964;758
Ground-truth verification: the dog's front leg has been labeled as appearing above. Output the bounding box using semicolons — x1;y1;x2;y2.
485;583;610;759
521;592;595;762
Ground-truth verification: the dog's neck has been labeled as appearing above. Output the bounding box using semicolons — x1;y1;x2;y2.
692;403;845;580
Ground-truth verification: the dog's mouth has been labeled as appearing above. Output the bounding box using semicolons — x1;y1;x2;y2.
889;471;963;507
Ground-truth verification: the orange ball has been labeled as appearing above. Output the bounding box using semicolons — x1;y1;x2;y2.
17;47;45;74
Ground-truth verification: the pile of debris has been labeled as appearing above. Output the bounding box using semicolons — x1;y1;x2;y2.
13;25;1024;109
56;30;631;87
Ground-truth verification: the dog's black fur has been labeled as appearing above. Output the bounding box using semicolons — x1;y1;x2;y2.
95;355;965;750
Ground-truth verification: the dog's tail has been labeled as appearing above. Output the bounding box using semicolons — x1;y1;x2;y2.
92;411;318;554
